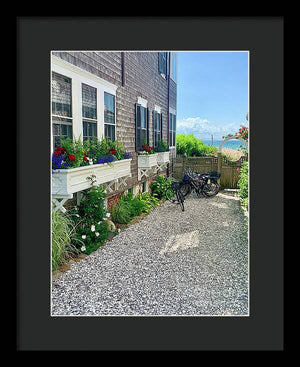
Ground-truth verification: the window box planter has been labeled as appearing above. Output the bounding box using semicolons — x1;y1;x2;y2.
52;158;132;196
157;151;170;164
137;153;158;168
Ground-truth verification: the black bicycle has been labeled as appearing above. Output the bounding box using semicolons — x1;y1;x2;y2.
180;167;220;198
165;180;185;211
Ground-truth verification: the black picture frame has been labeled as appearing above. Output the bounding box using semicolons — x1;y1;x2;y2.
16;16;284;351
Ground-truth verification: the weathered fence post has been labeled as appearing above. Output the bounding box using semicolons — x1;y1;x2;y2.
217;152;222;185
182;153;187;175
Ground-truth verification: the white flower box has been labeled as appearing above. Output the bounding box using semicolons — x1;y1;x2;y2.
157;151;170;164
138;153;158;168
52;158;132;196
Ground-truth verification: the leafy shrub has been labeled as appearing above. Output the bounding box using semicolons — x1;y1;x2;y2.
69;185;110;254
237;161;248;209
155;140;169;152
176;134;217;157
111;199;132;224
51;210;79;271
138;192;160;213
111;192;160;224
149;175;172;199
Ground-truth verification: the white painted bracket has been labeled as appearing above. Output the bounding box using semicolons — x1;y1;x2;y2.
156;162;168;173
52;194;73;213
138;168;151;181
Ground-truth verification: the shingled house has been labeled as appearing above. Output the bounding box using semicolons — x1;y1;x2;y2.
51;51;177;209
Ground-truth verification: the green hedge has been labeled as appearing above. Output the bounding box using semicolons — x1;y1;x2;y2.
237;161;248;209
176;134;217;157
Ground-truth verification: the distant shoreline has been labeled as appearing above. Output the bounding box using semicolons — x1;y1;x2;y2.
202;139;246;151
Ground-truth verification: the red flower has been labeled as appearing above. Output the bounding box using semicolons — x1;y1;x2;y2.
83;155;88;162
54;146;66;156
109;148;117;154
68;154;76;161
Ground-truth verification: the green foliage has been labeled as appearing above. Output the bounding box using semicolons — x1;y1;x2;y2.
176;134;217;157
137;192;160;213
237;161;248;209
149;175;172;199
51;210;79;271
83;136;110;160
155;140;169;152
69;185;110;254
111;191;160;224
73;221;110;255
61;136;86;168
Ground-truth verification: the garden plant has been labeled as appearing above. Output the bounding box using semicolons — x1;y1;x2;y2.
52;136;132;170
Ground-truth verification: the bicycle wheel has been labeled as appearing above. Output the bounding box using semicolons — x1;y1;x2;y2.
176;190;185;211
202;182;220;197
180;182;191;197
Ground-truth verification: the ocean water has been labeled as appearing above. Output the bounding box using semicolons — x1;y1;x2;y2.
202;139;247;150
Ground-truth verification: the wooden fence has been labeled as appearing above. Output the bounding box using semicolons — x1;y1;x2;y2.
169;155;248;189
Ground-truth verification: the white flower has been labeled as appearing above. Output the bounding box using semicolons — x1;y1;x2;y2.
118;229;121;233
81;235;86;239
75;214;80;217
91;225;95;232
98;221;102;225
89;160;93;165
81;245;86;252
95;232;99;237
106;213;111;218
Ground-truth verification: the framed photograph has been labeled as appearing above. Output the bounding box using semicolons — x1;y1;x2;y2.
17;16;284;351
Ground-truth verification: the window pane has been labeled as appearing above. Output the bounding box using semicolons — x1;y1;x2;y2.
105;124;115;142
136;104;141;128
141;106;146;128
173;115;176;130
83;121;97;141
82;84;97;119
156;114;161;131
104;92;115;124
52;118;73;149
173;131;176;147
140;129;147;146
52;72;72;117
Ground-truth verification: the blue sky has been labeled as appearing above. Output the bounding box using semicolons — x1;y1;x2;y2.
176;51;249;140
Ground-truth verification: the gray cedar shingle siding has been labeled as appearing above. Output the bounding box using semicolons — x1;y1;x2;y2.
52;51;174;188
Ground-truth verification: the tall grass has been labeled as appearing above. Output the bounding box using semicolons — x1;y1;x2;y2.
51;209;79;271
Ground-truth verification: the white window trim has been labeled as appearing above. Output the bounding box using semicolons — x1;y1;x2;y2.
137;97;148;108
154;105;161;114
169;107;176;115
51;55;118;146
169;110;177;147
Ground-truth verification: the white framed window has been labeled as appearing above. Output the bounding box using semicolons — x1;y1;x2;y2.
170;52;177;83
169;110;176;147
153;110;162;149
82;83;97;141
158;52;168;77
51;55;118;149
104;92;116;141
135;102;149;151
51;72;73;148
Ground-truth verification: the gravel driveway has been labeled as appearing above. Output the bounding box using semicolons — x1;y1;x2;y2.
51;191;248;316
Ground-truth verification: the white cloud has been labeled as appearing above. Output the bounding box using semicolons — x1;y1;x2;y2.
176;117;247;139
